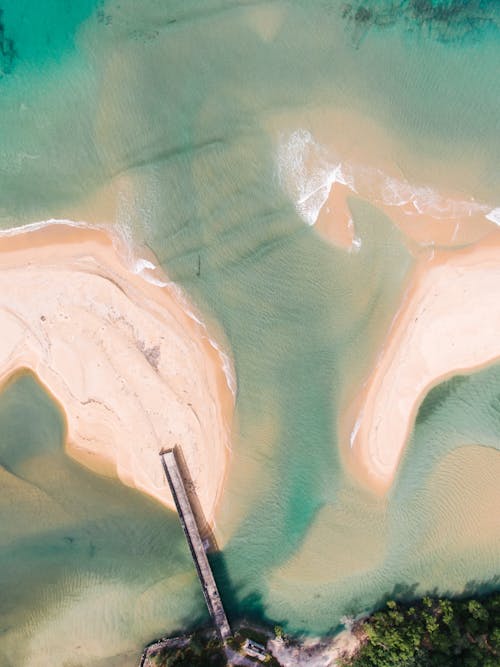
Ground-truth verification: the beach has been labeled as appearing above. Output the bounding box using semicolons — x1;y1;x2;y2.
0;223;234;524
340;232;500;493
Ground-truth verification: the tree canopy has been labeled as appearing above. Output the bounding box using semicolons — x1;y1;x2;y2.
341;592;500;667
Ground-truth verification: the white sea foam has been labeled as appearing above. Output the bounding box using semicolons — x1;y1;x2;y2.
277;129;498;236
408;188;488;220
486;207;500;226
277;129;354;226
141;274;170;288
0;217;94;237
155;278;237;397
0;217;142;275
350;411;363;448
208;338;238;400
367;170;490;221
350;235;362;253
377;173;415;207
132;257;171;287
133;258;156;272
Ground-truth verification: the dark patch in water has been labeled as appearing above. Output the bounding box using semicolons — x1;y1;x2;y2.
0;9;15;76
353;6;373;24
341;0;499;45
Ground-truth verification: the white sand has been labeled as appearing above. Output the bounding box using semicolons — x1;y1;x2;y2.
0;224;234;523
342;235;500;492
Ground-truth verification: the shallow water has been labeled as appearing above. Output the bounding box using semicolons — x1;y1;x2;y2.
0;374;206;666
0;0;499;664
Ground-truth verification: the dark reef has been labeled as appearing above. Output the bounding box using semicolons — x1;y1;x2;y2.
0;9;15;76
341;0;499;44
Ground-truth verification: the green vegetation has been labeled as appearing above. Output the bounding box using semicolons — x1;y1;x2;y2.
341;593;500;667
148;623;282;666
150;633;225;667
146;592;500;666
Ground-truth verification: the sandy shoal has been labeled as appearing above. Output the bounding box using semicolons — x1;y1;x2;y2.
420;445;500;554
339;232;500;493
0;224;234;523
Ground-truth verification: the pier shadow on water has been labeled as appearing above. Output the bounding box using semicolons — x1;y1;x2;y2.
209;549;287;632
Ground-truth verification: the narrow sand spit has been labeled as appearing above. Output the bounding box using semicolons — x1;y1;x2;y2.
0;224;234;523
340;233;500;493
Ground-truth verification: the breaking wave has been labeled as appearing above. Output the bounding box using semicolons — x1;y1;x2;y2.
277;129;498;239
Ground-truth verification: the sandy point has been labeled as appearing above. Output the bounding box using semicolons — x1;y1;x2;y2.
339;231;500;494
0;223;234;524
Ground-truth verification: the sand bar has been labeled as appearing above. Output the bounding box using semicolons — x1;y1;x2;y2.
341;233;500;493
0;224;234;523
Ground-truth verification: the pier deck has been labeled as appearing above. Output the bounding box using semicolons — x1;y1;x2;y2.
160;447;231;640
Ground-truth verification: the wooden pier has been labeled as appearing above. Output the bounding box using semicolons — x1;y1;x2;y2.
160;447;232;640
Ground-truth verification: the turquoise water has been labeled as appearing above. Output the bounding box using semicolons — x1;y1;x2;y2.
0;1;500;664
1;0;99;69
